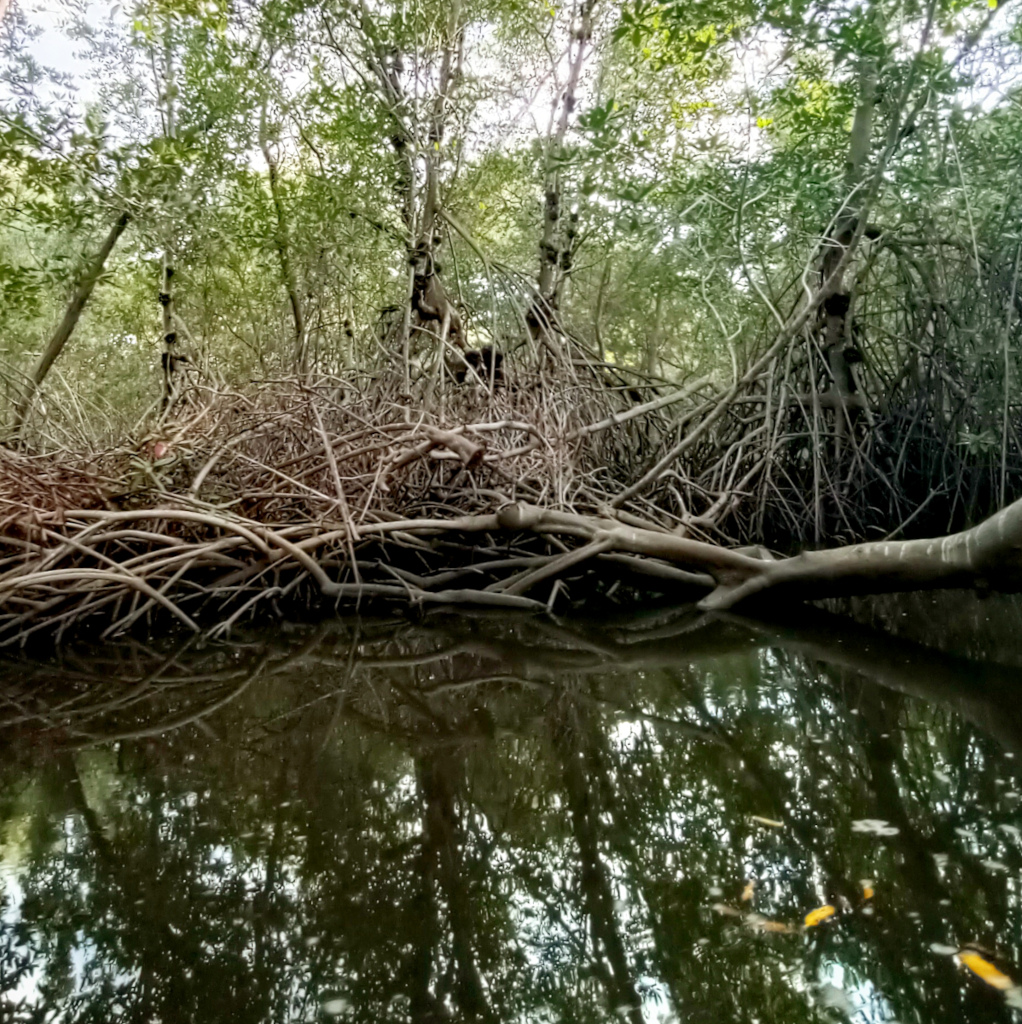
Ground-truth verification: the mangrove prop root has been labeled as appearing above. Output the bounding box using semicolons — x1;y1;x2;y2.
3;492;1022;644
3;362;1022;642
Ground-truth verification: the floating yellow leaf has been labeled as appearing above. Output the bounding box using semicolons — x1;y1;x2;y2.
751;815;784;828
960;951;1014;991
741;880;756;902
804;905;836;928
860;879;875;900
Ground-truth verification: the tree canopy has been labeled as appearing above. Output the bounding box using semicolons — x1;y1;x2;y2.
2;0;1018;414
3;0;1022;630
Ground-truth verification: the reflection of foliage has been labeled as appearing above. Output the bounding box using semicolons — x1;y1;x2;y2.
0;605;1021;1021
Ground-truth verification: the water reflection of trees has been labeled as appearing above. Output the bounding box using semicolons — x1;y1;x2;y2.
1;605;1021;1023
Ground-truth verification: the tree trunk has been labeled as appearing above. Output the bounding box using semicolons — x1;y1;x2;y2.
11;211;131;435
259;105;307;375
494;496;1022;609
159;252;181;412
345;0;464;380
819;57;877;463
531;0;595;338
158;19;184;415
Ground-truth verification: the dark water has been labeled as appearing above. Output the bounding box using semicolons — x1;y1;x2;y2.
2;599;1022;1023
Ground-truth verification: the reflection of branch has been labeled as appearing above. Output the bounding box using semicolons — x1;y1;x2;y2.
855;680;1011;940
4;604;1022;760
425;672;726;744
553;701;643;1024
72;653;271;745
723;605;1022;755
417;749;496;1022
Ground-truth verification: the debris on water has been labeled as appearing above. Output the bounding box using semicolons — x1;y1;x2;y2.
958;949;1014;990
816;983;855;1015
712;903;742;918
981;858;1009;873
851;819;900;836
745;913;794;934
805;905;836;928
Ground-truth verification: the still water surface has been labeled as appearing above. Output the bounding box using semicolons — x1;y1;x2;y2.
2;598;1022;1023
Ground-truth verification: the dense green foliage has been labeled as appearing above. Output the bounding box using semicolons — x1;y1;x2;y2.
1;0;1019;442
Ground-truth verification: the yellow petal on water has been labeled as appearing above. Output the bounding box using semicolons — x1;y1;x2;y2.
960;951;1014;991
750;815;784;828
804;905;836;928
860;879;875;899
741;880;756;902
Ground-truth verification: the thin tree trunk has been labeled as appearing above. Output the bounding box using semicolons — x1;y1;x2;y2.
12;211;131;435
645;290;662;376
345;0;463;384
159;252;180;412
537;0;595;309
593;255;612;361
419;0;462;249
259;105;306;374
159;19;184;414
819;56;878;465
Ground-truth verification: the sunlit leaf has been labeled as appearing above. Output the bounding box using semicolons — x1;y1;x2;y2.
741;880;755;902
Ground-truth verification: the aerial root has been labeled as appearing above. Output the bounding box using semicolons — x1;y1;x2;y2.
6;344;1017;642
